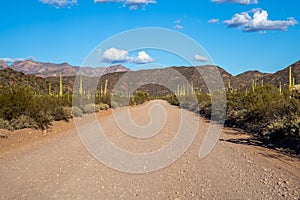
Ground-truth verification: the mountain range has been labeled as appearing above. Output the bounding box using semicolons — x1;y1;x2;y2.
1;60;130;77
0;59;299;96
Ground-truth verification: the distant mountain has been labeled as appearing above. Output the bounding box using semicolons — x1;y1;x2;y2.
261;60;300;88
8;60;130;77
0;60;8;70
233;70;271;88
0;59;299;96
0;68;54;93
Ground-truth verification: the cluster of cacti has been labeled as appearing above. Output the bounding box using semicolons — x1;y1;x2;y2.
175;83;197;96
175;85;186;96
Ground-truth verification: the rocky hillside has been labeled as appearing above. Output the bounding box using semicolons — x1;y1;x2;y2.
0;60;299;96
0;60;8;70
7;60;130;77
0;68;54;93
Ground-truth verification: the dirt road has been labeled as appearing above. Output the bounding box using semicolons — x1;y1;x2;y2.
0;100;299;199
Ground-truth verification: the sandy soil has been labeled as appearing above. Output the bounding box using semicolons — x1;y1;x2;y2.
0;101;299;199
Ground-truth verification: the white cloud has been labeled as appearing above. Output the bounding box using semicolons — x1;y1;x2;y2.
129;5;138;10
102;48;154;64
224;9;298;32
211;0;257;5
0;57;34;63
174;19;182;24
39;0;77;8
129;51;154;64
126;0;156;5
102;48;129;63
94;0;156;10
174;25;184;30
194;54;209;62
208;18;219;24
174;18;184;30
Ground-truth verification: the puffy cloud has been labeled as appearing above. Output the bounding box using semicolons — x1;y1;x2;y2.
125;0;156;5
208;18;219;24
39;0;77;8
174;19;182;24
129;51;154;64
174;25;183;30
174;18;184;30
102;48;129;63
102;48;154;64
94;0;121;2
224;9;298;32
0;57;27;63
194;54;209;62
211;0;257;5
94;0;156;10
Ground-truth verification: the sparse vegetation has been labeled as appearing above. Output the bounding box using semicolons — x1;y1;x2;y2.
0;64;299;153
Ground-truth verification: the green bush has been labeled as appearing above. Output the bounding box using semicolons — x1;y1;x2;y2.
82;104;96;114
133;91;149;105
263;116;300;144
10;115;38;130
72;107;83;117
0;118;10;130
97;103;109;110
50;107;72;121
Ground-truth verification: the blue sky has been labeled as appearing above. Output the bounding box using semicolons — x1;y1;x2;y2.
0;0;299;75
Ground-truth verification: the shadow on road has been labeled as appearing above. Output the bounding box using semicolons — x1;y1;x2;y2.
219;136;300;160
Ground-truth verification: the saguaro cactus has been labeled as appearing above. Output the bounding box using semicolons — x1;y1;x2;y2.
289;66;293;89
59;72;63;97
79;76;83;96
279;81;282;95
100;84;103;96
48;83;52;95
104;79;108;95
252;80;256;93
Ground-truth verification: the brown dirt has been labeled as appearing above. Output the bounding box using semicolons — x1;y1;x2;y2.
0;109;112;155
0;101;299;199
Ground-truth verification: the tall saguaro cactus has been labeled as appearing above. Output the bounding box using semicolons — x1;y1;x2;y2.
279;81;282;95
289;66;293;89
48;83;52;95
104;79;108;95
79;76;83;96
252;80;256;93
59;72;63;97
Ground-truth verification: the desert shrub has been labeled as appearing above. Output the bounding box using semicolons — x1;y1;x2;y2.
110;101;120;109
33;111;53;130
97;103;109;110
50;107;72;121
96;95;111;107
63;107;73;118
133;91;149;105
0;118;10;130
111;95;131;108
82;103;96;114
197;93;211;117
72;107;83;117
162;95;179;106
262;116;300;149
179;94;199;111
10;115;38;130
